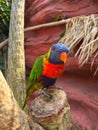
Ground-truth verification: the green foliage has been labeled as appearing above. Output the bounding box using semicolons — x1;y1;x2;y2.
0;0;10;76
0;0;10;40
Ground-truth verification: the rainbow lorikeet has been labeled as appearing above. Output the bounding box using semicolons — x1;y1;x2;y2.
22;43;69;109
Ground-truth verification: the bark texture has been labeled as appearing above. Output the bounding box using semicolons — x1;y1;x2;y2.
7;0;26;108
30;87;72;130
0;71;45;130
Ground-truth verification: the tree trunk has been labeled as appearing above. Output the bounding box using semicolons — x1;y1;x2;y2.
7;0;26;108
29;87;73;130
0;71;45;130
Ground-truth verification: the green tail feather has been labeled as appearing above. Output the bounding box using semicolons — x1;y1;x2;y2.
22;82;42;109
22;96;29;109
22;87;36;109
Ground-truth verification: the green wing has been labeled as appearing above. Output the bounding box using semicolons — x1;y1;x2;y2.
27;55;44;90
22;53;49;109
22;55;46;109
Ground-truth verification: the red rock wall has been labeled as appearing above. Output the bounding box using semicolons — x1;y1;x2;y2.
24;0;98;129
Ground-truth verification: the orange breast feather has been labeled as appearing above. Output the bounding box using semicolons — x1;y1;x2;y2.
42;58;65;78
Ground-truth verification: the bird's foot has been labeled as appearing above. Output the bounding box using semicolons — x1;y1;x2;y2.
39;90;52;98
50;85;63;90
57;86;63;90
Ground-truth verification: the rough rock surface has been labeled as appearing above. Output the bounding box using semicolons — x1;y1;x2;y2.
0;71;45;130
25;0;98;129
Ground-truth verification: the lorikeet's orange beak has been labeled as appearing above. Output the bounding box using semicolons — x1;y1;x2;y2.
60;52;67;63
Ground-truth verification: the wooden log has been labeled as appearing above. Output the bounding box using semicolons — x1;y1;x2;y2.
30;87;73;130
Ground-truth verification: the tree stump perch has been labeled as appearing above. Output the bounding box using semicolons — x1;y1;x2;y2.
30;87;73;130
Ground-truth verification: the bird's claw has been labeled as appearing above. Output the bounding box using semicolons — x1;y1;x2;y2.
39;90;52;98
50;86;63;90
57;86;63;90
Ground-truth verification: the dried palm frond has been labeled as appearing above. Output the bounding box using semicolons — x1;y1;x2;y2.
59;14;98;74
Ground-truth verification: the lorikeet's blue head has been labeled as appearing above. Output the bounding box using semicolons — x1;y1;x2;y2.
48;43;69;64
